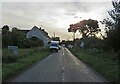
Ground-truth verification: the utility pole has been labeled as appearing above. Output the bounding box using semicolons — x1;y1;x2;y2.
54;32;55;37
73;32;75;41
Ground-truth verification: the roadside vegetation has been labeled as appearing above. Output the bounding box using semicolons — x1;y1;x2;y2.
1;24;51;81
67;0;120;83
2;25;44;48
1;0;120;83
68;43;119;82
2;47;51;81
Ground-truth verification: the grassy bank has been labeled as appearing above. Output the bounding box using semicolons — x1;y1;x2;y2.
69;47;119;82
2;47;51;81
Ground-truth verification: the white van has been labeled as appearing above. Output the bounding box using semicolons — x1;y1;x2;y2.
49;41;60;52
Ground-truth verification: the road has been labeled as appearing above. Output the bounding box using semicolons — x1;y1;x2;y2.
9;47;107;82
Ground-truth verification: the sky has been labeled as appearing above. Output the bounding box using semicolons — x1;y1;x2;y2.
1;0;113;40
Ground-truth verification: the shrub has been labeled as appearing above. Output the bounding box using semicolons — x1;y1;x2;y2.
75;37;103;49
2;55;18;63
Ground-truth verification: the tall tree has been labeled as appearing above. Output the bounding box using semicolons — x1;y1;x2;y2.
108;0;120;25
2;25;10;34
102;0;120;51
68;24;78;40
2;25;12;48
78;19;100;37
68;19;100;39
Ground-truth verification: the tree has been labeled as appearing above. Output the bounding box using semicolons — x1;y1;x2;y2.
108;0;120;25
78;19;100;38
12;27;18;32
2;25;12;48
2;25;10;34
2;25;44;48
101;0;120;32
26;37;43;48
10;30;26;47
102;0;120;51
68;19;100;39
68;24;78;40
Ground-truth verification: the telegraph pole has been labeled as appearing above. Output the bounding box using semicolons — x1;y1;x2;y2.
73;32;75;41
54;32;55;37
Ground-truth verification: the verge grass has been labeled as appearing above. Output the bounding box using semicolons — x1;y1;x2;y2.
69;47;119;82
2;47;51;81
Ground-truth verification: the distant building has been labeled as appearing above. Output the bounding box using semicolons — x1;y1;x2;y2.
26;26;51;46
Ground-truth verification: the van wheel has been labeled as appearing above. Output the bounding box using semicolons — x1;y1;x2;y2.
56;50;58;52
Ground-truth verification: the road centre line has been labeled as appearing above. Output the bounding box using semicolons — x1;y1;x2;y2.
63;52;64;55
62;67;65;70
76;63;79;65
62;72;65;81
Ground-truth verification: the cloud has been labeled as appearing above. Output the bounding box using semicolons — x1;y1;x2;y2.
1;0;111;2
2;1;112;40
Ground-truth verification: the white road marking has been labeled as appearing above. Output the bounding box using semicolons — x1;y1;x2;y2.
63;52;64;55
62;74;65;81
49;55;52;57
89;75;95;80
62;67;65;81
62;72;65;81
62;67;65;70
76;63;79;65
80;69;83;71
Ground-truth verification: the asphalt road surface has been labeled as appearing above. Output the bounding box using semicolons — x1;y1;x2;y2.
9;47;108;82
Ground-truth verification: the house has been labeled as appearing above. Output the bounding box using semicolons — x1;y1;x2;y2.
26;26;51;46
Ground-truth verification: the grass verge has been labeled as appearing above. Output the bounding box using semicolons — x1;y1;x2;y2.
2;47;51;81
69;47;119;83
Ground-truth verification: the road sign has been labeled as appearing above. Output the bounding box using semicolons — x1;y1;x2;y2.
8;46;18;56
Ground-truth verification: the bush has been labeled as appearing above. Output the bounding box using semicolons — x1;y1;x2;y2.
2;25;44;49
2;47;45;63
75;37;103;49
2;49;18;63
69;48;119;82
2;55;18;63
104;28;120;51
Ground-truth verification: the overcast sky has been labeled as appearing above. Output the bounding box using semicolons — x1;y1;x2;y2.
1;0;113;40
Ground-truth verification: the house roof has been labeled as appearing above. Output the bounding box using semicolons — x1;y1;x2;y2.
16;30;30;34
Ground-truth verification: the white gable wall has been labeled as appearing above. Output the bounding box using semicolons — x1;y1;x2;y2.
26;26;51;46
